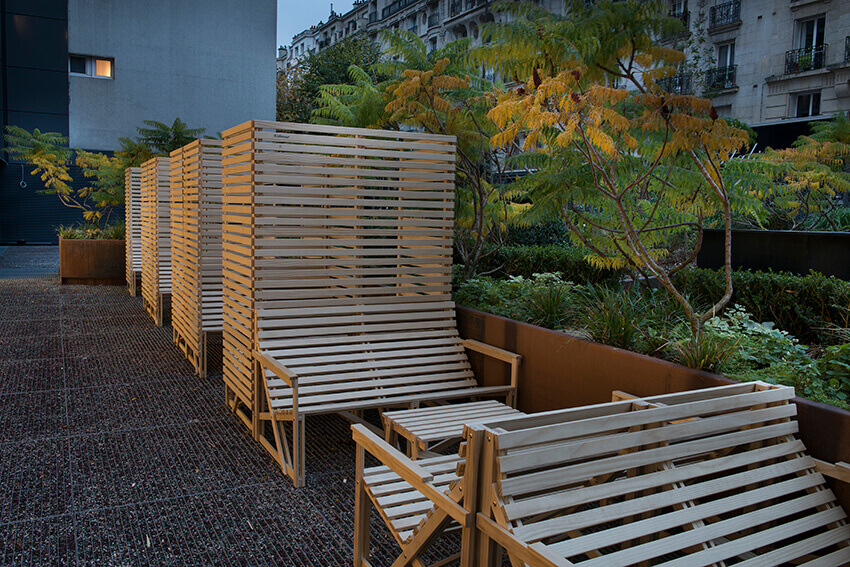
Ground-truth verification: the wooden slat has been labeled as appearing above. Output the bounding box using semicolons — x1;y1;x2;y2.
140;157;172;325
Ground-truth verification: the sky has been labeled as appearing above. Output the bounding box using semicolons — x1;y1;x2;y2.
277;0;355;49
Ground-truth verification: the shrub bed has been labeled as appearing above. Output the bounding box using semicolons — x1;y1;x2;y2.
475;245;622;285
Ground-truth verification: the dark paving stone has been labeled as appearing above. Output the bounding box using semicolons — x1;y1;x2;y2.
66;378;229;435
75;484;345;567
0;318;62;339
0;515;75;566
60;312;153;336
71;420;284;512
0;333;64;360
0;439;72;522
0;358;66;394
0;390;67;443
0;246;60;280
63;353;195;389
61;327;179;360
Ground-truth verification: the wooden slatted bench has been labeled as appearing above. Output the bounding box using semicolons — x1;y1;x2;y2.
383;398;525;458
353;383;850;566
170;139;223;378
124;166;142;297
140;156;172;326
221;120;521;487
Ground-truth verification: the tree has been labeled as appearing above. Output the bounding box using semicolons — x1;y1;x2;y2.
382;31;526;277
486;0;755;337
135;118;205;155
312;64;392;128
277;36;383;123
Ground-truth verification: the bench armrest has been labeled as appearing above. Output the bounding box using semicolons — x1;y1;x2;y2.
254;350;299;387
352;424;470;525
462;339;522;407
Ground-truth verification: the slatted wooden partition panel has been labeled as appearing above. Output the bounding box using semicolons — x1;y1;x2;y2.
221;120;483;478
171;139;223;378
140;157;172;327
124;166;142;296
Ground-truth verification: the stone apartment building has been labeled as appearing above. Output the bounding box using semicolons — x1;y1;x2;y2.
279;0;849;148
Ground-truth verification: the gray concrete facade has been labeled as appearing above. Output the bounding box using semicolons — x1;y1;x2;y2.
69;0;276;151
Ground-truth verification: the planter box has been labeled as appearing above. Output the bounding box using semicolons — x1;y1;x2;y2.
457;305;850;509
59;238;126;285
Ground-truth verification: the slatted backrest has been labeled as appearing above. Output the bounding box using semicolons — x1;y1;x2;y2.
140;157;172;306
124;166;142;281
221;120;459;410
478;383;849;566
171;139;224;351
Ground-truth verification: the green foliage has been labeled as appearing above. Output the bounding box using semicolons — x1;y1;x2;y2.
279;36;384;123
820;343;850;394
671;332;738;374
520;273;577;329
3;126;73;195
312;64;391;128
674;268;850;344
475;245;622;284
135;118;205;155
57;222;125;240
75;150;125;223
504;221;570;246
579;286;647;350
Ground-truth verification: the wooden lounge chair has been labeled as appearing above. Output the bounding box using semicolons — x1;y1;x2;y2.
353;382;850;566
220;120;520;486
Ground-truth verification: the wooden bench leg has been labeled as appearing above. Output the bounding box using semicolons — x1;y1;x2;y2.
293;415;306;487
354;444;372;566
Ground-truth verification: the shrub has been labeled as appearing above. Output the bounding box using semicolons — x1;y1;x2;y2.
476;245;622;285
57;222;125;240
579;287;647;350
671;333;739;374
674;268;850;344
504;222;570;246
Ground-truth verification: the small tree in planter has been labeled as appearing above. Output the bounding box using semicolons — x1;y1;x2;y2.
485;0;760;338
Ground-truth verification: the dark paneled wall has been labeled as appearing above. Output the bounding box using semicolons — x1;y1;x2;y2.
697;229;850;281
1;0;74;243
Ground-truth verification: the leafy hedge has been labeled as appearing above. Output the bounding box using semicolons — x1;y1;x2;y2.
674;268;850;344
476;245;622;285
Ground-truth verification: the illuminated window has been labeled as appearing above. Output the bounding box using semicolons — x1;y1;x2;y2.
68;54;114;79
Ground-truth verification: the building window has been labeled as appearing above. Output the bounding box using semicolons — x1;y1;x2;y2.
793;91;821;118
797;16;825;51
785;16;826;73
69;54;113;78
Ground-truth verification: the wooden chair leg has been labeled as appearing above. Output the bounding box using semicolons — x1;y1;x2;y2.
354;444;371;566
293;415;306;487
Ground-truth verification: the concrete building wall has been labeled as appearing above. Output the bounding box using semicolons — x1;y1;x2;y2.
69;0;276;151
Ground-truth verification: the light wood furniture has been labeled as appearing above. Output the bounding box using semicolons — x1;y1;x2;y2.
140;156;172;326
170;139;223;377
353;383;850;566
124;166;142;296
383;398;525;458
220;120;520;486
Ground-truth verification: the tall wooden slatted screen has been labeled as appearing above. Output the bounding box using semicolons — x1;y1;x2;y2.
140;157;172;326
171;139;224;378
124;166;142;296
221;120;460;448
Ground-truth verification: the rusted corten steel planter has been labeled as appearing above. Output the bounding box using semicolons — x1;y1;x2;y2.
59;238;126;285
457;305;850;509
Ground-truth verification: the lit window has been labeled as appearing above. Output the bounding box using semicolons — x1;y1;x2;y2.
794;91;821;118
68;54;114;79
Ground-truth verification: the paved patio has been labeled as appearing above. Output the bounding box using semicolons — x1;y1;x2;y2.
0;246;427;566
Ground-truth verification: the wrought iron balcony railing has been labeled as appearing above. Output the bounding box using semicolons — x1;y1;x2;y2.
784;44;827;74
657;72;694;94
705;65;737;90
709;0;740;29
382;0;416;20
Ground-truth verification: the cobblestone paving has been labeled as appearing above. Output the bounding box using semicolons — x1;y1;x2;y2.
0;247;451;566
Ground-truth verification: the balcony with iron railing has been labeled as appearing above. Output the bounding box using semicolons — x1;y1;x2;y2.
381;0;416;20
428;13;440;28
657;72;694;94
784;44;827;74
705;65;737;91
709;0;740;30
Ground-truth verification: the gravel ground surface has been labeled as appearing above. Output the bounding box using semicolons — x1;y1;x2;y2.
0;246;454;566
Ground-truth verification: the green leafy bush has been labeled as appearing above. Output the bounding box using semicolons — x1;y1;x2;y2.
675;268;850;344
671;333;739;374
579;287;647;350
504;222;570;246
476;245;622;284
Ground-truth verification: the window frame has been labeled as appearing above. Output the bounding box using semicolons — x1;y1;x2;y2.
792;91;822;118
68;54;114;79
